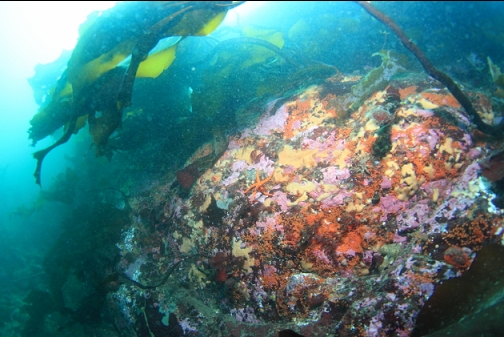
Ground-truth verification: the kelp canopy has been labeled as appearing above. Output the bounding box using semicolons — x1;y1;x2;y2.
28;1;242;186
28;1;504;190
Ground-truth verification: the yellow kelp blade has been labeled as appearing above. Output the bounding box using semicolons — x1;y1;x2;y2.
196;11;227;36
155;3;234;37
243;26;285;49
72;40;135;95
72;115;88;134
56;82;73;101
29;74;73;145
136;41;179;78
240;27;286;68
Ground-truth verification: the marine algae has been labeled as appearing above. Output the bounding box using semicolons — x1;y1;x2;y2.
29;1;242;186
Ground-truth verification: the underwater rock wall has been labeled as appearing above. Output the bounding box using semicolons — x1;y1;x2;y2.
111;73;503;336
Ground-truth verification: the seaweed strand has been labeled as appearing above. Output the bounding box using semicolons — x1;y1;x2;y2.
356;1;504;138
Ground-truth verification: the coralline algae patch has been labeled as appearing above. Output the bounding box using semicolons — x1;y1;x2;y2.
117;79;503;336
